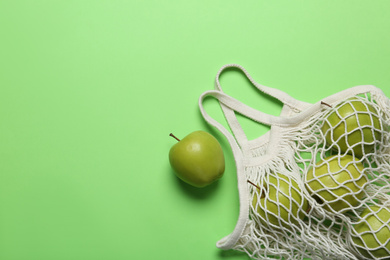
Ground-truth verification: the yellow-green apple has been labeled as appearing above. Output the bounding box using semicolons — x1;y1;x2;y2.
305;155;367;213
321;99;382;158
251;173;309;228
351;205;390;259
169;131;225;188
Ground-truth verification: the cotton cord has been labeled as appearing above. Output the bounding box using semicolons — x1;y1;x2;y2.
199;64;390;260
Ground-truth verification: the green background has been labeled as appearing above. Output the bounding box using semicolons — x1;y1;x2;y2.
0;1;389;259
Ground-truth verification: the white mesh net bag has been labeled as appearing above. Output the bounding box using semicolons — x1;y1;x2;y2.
198;64;390;260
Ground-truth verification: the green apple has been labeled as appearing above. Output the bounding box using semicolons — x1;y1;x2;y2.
169;131;225;188
251;173;309;228
321;99;382;158
305;155;367;213
351;205;390;259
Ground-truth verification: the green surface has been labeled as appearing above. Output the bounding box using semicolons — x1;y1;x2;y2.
0;1;389;259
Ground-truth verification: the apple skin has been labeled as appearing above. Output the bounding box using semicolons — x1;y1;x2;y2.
169;131;225;188
305;155;367;213
252;173;309;228
351;205;390;259
321;99;382;158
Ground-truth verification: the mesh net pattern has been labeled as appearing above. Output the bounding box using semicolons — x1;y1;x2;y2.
233;94;390;260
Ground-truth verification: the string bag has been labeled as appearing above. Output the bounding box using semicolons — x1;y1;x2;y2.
198;64;390;260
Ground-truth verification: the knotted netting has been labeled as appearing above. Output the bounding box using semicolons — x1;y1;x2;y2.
199;64;390;260
290;94;390;260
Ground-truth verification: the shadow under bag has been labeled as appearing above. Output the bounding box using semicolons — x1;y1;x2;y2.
199;64;390;260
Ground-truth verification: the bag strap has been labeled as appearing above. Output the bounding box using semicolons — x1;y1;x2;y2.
198;91;249;250
215;64;312;111
214;64;312;147
199;90;325;128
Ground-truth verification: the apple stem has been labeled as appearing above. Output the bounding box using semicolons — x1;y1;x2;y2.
247;180;260;190
321;101;332;108
247;180;266;199
169;133;180;142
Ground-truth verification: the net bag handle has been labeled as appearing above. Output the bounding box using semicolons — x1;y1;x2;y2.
214;64;312;147
215;64;312;111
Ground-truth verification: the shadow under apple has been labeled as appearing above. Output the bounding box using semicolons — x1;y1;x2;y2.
170;167;220;200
